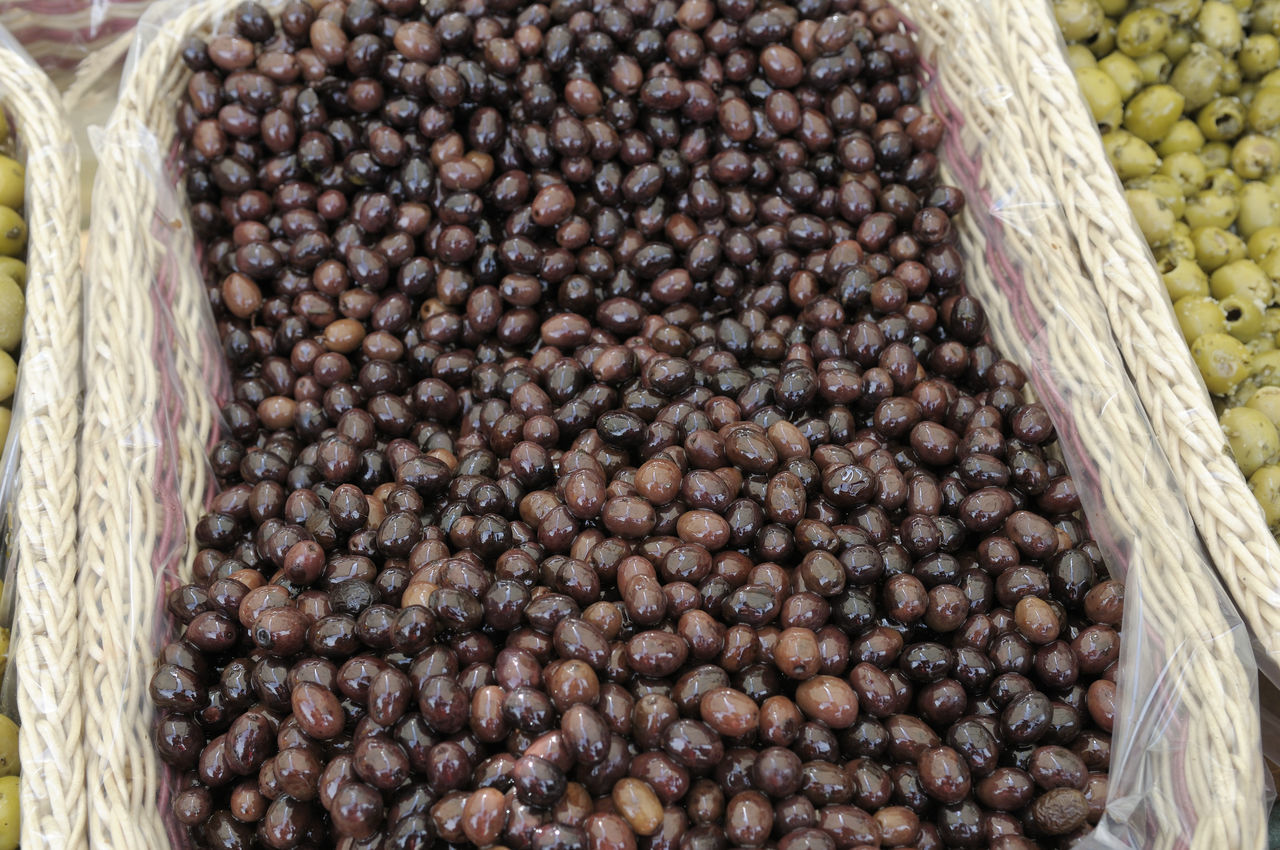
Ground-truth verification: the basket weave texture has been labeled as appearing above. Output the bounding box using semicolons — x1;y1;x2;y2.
80;0;1265;848
0;32;86;850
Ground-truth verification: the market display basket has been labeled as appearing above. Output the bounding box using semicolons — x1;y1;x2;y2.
947;0;1280;691
79;0;1266;849
948;3;1280;678
0;24;86;850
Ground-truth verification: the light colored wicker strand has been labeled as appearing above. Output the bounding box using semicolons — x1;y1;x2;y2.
81;2;285;847
0;38;87;850
899;2;1264;848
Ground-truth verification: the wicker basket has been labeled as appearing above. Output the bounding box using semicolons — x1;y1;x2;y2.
80;0;1265;848
896;3;1266;847
0;29;86;850
945;4;1280;671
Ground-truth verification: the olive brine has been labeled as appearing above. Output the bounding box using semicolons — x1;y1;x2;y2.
151;1;1124;849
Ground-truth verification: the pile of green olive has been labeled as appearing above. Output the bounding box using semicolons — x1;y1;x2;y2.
0;109;23;459
0;110;23;850
1057;0;1280;526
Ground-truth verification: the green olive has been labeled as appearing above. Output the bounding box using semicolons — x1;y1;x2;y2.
1169;43;1225;109
1221;406;1280;476
1158;226;1197;261
1157;0;1203;20
1249;464;1280;527
1210;257;1270;300
0;775;17;850
1067;44;1100;71
1193;225;1248;271
0;276;23;353
1260;307;1280;338
1247;225;1280;261
1249;335;1277;356
0;716;16;780
0;158;22;214
1240;34;1280;79
1205;167;1245;195
1240;81;1259;107
1130;173;1187;217
0;259;26;290
1198;96;1246;141
1163;256;1212;300
1192;331;1252;394
1245;350;1280;397
1136;50;1173;83
1126;187;1178;243
1102;129;1161;179
1197;0;1244;56
1117;7;1173;57
1098;51;1146;99
1164;26;1193;62
1156;118;1206;155
1055;0;1105;42
1221;293;1265;340
1124;83;1186;142
0;629;9;685
1076;67;1124;128
1247;86;1280;132
1247;386;1280;429
1159;150;1209;191
0;351;15;404
1237;181;1280;237
1098;0;1128;14
1185;190;1239;229
1202;140;1233;168
1220;56;1244;94
1256;0;1280;37
1175;294;1228;341
0;208;25;259
1231;135;1280;180
1089;17;1119;58
1258;245;1280;280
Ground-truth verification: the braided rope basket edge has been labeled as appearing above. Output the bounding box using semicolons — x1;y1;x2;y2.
79;0;1265;848
0;27;87;850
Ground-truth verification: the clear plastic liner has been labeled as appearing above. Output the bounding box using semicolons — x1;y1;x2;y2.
77;0;1269;848
0;0;148;75
0;19;87;850
0;2;149;229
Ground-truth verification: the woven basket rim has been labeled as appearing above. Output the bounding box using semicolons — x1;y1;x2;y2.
0;31;86;850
